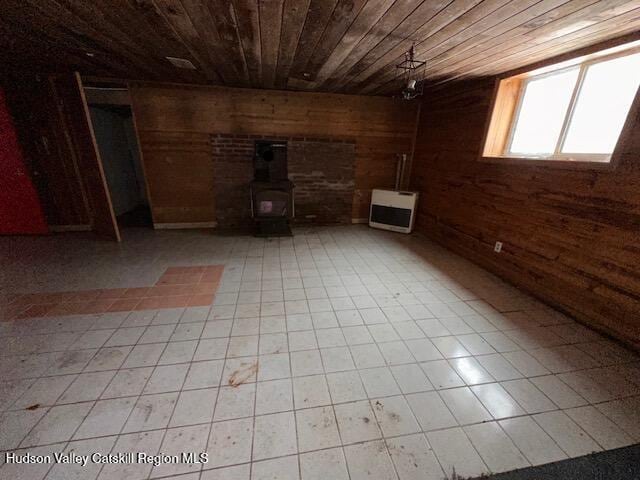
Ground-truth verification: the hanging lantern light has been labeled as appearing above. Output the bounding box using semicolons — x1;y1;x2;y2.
396;44;426;100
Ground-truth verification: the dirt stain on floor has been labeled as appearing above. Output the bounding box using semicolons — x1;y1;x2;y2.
388;411;401;422
142;403;153;421
374;400;401;423
228;362;258;387
58;351;84;369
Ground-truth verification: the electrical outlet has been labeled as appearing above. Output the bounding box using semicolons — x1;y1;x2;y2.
494;241;503;253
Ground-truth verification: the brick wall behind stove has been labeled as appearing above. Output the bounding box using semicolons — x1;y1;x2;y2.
211;135;355;227
288;139;355;224
211;135;254;227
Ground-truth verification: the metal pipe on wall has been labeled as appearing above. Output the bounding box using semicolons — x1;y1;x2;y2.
395;153;407;190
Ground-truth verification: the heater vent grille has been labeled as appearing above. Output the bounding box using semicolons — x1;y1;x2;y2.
371;205;411;228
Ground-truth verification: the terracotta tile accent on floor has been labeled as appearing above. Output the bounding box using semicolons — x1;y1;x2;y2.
4;265;223;321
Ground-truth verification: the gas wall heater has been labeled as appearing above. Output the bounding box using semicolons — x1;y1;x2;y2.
369;189;419;234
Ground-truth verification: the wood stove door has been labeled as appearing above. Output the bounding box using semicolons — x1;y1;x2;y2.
255;190;289;217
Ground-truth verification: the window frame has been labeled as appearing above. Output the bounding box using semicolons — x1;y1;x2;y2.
480;41;640;169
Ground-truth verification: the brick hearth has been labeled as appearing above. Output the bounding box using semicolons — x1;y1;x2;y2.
212;135;356;228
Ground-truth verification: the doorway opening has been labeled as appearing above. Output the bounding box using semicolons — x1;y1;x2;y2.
88;101;151;229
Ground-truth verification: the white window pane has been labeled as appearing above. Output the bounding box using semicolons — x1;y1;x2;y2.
509;68;579;155
562;52;640;155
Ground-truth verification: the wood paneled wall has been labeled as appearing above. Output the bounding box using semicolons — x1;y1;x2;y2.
411;78;640;349
129;83;418;224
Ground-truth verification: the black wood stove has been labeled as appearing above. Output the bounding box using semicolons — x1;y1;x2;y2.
250;140;294;237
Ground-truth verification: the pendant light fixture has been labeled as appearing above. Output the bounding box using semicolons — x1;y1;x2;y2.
396;44;426;100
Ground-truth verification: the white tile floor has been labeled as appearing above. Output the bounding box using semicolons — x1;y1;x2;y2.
0;226;639;480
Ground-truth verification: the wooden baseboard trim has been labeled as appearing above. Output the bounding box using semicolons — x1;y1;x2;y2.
352;218;369;224
49;224;92;232
154;222;218;230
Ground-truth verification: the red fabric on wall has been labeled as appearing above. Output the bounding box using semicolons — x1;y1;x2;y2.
0;87;48;234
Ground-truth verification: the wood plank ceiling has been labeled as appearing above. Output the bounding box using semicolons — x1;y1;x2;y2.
1;0;639;95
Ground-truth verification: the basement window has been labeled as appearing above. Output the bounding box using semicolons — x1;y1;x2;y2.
483;44;640;163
